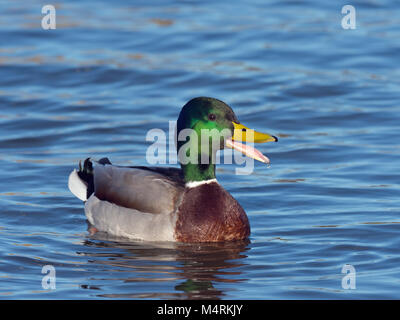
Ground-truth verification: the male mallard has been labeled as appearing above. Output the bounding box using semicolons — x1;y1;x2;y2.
68;97;277;242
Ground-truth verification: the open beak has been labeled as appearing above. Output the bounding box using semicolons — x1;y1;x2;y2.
225;122;277;164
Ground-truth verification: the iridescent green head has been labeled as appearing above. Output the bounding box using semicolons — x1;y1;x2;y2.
176;97;277;183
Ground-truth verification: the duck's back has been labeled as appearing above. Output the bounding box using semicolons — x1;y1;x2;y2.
93;164;184;214
175;182;250;242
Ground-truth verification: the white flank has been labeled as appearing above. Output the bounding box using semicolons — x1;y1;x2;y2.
84;195;176;241
68;169;88;201
185;178;218;188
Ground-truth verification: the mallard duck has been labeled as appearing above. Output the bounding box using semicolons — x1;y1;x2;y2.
68;97;277;242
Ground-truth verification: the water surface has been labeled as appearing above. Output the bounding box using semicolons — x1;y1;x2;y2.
0;0;399;299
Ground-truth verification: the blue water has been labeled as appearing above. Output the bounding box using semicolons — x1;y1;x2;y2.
0;0;399;299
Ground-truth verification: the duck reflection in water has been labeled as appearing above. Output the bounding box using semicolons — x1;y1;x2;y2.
79;233;250;299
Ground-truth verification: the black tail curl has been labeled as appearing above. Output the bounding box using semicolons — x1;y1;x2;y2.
77;157;112;200
77;158;94;200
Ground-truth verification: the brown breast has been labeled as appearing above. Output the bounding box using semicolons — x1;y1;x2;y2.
174;182;250;242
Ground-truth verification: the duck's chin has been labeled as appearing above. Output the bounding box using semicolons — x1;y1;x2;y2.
225;138;270;164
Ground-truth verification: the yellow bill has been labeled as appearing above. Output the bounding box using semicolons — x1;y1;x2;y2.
226;122;278;164
232;122;278;143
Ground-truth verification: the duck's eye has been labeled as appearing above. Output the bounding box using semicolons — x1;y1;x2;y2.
208;114;216;121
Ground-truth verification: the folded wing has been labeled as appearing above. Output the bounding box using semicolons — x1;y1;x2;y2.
93;164;185;214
